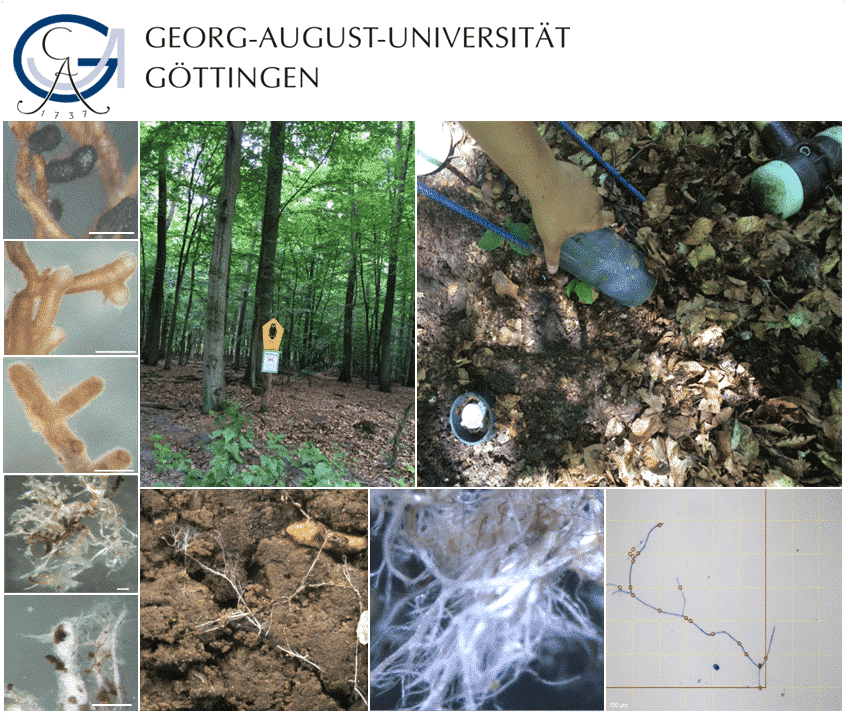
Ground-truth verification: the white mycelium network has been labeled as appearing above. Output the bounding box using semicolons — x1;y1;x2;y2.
6;476;136;592
370;489;603;710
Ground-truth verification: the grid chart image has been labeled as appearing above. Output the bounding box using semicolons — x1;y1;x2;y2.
606;489;841;711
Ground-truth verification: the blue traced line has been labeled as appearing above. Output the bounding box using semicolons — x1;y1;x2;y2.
609;523;775;688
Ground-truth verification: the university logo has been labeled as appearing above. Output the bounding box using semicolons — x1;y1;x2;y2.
14;14;124;115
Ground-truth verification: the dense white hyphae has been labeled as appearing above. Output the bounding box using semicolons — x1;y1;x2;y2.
370;489;604;710
5;603;128;711
5;476;136;591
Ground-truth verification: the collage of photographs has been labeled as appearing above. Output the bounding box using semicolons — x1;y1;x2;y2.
1;119;841;712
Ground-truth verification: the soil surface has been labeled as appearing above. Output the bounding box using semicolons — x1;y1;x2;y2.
139;488;368;711
417;121;841;487
140;362;414;488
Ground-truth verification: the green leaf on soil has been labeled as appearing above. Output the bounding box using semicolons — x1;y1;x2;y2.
478;230;504;251
820;253;839;276
786;304;814;333
504;219;533;252
567;279;597;304
510;243;534;256
505;220;532;243
574;281;596;304
701;280;722;295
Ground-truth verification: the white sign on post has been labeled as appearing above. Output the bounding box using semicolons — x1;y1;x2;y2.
262;350;279;373
261;319;283;374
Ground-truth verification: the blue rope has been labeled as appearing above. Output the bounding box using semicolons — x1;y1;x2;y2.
557;121;646;203
416;181;536;253
417;123;645;250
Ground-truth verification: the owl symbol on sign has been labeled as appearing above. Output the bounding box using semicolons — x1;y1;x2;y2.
269;323;277;340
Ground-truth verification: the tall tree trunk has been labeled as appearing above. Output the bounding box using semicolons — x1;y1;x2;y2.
338;187;358;383
300;259;315;371
163;216;201;370
164;147;206;370
282;252;299;375
377;251;398;393
378;121;413;393
249;121;285;409
141;148;168;365
370;233;384;381
405;290;415;387
139;229;147;347
355;231;372;385
177;250;199;365
202;121;245;414
234;228;258;372
160;296;170;359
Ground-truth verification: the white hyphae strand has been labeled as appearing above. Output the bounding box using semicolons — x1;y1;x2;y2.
6;604;128;711
370;489;604;710
89;605;126;706
50;619;89;710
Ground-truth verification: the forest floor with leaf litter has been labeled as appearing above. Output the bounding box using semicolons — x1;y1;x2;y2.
140;362;414;488
417;121;841;487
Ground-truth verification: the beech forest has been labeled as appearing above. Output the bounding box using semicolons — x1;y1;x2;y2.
138;121;415;488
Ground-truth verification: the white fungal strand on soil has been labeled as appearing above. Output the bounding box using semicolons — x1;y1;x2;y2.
357;610;369;645
370;489;604;710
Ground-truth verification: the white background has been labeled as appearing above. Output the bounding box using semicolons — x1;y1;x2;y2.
2;1;845;121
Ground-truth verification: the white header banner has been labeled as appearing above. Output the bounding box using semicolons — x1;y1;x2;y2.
3;1;844;121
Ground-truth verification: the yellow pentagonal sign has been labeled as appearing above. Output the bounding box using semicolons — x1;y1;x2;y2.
262;319;283;350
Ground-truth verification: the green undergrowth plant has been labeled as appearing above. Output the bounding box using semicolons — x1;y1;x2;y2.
295;442;358;487
386;459;414;487
477;216;535;256
476;216;601;305
151;402;359;488
566;277;598;304
150;435;197;479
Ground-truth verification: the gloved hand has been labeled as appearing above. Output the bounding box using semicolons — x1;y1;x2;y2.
529;160;615;274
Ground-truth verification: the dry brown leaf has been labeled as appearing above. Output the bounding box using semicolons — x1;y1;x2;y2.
497;319;523;347
665;437;690;486
684;217;715;245
605;416;626;438
631;408;664;442
643;183;674;221
491;270;519;299
666;415;696;439
610;439;637;485
641;441;661;469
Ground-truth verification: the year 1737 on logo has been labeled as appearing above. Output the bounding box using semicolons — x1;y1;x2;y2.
13;14;124;116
